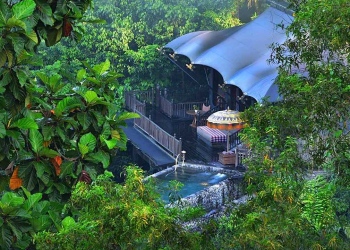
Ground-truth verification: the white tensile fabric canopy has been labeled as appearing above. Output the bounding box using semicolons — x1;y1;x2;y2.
162;7;293;102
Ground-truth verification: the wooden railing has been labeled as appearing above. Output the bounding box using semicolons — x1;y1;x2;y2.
134;111;182;157
159;96;203;119
125;91;147;115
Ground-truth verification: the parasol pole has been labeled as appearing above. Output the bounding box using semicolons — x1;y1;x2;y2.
226;131;229;152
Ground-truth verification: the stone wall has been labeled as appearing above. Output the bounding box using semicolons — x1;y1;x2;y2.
169;177;243;211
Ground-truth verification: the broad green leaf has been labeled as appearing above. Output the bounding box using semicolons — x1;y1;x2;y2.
1;192;24;207
24;169;37;191
79;133;96;152
84;90;98;104
17;150;35;162
38;172;50;185
7;220;24;240
76;68;86;81
46;26;62;47
48;210;61;231
9;35;25;55
91;110;105;126
18;163;33;178
87;151;110;168
34;0;54;26
5;49;13;67
15;68;28;86
39;148;59;158
77;112;91;130
29;129;43;153
93;59;110;76
42;126;54;141
30;215;51;231
16;49;32;64
59;161;75;178
0;50;6;68
6;17;26;30
103;138;117;150
0;2;10;28
11;117;38;129
0;122;6;138
0;227;12;249
55;97;82;117
34;162;46;178
61;216;76;230
12;0;36;20
25;29;39;43
78;143;89;156
23;193;42;211
53;182;70;194
111;130;121;140
117;112;140;121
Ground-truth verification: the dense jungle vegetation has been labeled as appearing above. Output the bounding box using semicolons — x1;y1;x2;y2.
1;0;350;249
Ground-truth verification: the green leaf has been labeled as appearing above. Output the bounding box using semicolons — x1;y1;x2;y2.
29;129;43;153
30;215;51;231
6;17;26;30
87;151;110;168
15;68;28;86
16;49;32;64
84;90;99;104
0;122;6;138
61;216;76;230
103;138;117;150
48;210;61;231
38;148;59;158
93;59;110;76
11;117;38;129
42;126;54;141
0;2;10;28
55;97;82;117
0;227;12;249
91;110;105;126
25;29;39;44
1;192;24;208
34;162;46;178
117;112;140;121
34;0;54;26
59;161;75;178
79;133;96;152
23;193;42;211
12;0;36;20
78;143;89;156
46;26;62;47
0;50;6;68
76;68;86;81
77;112;91;130
24;170;37;191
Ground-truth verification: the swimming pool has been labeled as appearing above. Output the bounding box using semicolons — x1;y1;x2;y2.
146;164;242;204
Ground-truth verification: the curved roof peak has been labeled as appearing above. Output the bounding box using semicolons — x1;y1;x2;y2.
162;7;293;102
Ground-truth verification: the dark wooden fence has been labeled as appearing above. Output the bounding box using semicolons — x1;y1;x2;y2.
125;91;147;115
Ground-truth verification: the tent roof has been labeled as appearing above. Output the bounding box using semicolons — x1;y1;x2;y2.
162;7;293;102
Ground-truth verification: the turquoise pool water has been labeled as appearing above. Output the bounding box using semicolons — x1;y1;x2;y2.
153;166;228;203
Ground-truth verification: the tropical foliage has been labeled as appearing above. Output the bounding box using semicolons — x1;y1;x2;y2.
34;168;203;250
209;0;350;249
38;0;244;91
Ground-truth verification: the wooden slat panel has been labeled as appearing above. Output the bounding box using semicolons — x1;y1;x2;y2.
134;111;182;156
